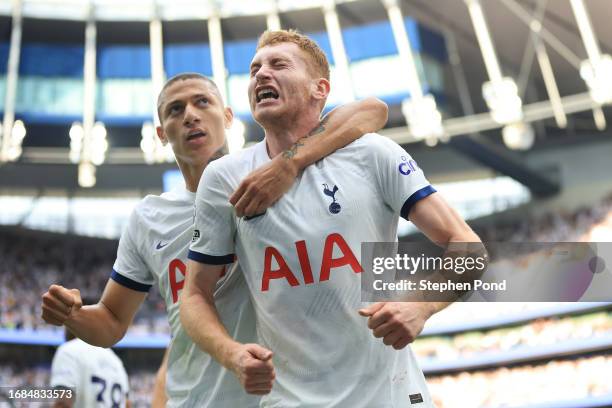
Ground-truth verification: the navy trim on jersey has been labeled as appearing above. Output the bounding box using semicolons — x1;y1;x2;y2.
110;270;152;292
188;250;235;265
400;185;437;220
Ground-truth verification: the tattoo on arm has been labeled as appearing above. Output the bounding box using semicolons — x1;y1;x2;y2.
281;116;329;160
307;115;329;137
282;141;304;160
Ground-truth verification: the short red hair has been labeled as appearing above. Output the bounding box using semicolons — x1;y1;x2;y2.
256;30;330;80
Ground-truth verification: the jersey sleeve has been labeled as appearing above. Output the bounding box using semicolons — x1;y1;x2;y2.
188;161;237;265
111;208;154;292
50;345;79;389
364;134;436;219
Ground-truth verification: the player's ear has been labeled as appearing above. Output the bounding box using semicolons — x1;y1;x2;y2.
156;125;168;146
311;77;330;102
224;106;234;130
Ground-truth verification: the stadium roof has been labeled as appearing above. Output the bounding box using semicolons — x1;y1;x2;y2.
0;0;610;193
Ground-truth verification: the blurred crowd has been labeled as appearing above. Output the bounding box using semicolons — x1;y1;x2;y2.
0;228;168;334
413;310;612;360
475;193;612;243
425;302;575;329
428;355;612;408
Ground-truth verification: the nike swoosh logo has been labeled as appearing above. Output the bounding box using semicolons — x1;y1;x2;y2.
156;242;168;250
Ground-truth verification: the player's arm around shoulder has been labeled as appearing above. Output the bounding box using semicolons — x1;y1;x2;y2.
180;260;275;395
230;97;388;217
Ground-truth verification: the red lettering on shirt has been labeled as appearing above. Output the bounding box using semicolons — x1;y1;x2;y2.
169;259;186;303
295;240;315;285
169;259;228;303
262;247;300;291
320;233;363;281
261;233;362;291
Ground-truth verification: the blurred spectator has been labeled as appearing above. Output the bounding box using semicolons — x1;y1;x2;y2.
428;355;612;408
0;228;168;335
474;193;612;243
414;311;612;360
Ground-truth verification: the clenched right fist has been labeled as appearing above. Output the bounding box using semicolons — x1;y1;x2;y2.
228;343;276;395
41;284;83;326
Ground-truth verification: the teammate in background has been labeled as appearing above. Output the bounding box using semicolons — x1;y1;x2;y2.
41;71;388;406
183;30;483;406
50;302;130;408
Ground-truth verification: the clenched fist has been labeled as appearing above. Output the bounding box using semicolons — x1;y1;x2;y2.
228;343;275;395
41;284;82;326
359;302;432;350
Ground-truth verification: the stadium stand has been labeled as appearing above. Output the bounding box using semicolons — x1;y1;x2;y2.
0;226;168;336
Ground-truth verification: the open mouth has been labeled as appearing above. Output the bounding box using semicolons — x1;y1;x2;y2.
256;87;280;103
186;130;206;141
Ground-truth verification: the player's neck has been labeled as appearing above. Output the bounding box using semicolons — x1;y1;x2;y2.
263;114;320;158
177;160;206;192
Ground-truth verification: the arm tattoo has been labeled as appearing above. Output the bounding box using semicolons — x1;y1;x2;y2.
307;115;329;137
281;116;329;160
282;141;304;160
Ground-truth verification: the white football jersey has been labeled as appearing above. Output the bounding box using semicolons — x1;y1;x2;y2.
50;338;129;407
111;187;259;407
190;134;436;407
